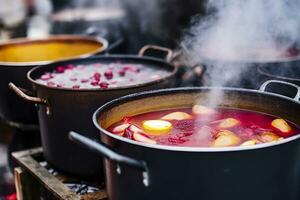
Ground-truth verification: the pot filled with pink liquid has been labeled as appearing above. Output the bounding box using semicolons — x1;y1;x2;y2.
70;80;300;200
9;45;178;179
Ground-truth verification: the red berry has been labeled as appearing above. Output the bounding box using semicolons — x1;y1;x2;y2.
99;82;109;89
56;66;65;73
93;73;101;81
91;80;99;86
47;82;56;87
81;79;89;83
118;69;126;77
66;64;74;69
41;73;54;81
104;70;113;80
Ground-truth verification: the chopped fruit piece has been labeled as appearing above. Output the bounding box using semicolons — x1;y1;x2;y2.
161;112;192;120
259;132;281;143
212;130;241;147
192;105;216;115
112;123;130;135
124;125;144;139
271;119;292;133
93;73;101;81
133;132;157;144
241;139;258;146
218;118;240;129
99;82;109;89
104;70;113;80
142;120;172;135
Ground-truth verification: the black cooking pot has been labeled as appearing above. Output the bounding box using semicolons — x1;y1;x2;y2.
257;59;300;97
0;35;108;127
9;45;178;179
70;80;300;200
198;48;300;89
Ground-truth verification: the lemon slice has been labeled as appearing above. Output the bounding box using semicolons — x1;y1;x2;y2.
142;120;172;135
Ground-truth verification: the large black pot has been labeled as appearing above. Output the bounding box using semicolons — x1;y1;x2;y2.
9;46;178;179
198;48;300;89
0;35;108;127
257;59;300;96
70;80;300;200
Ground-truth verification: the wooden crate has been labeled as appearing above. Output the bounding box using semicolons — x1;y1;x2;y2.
12;148;107;200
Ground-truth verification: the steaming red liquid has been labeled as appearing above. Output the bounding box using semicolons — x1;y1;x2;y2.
108;108;300;147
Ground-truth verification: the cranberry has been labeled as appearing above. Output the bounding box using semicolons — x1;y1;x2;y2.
104;70;113;80
41;73;54;81
72;85;80;89
47;82;56;87
118;69;126;77
70;77;78;82
66;64;74;69
91;80;99;86
93;73;101;81
81;79;89;83
123;65;140;73
99;82;109;89
56;66;65;73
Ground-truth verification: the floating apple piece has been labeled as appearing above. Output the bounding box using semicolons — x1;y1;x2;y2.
259;132;282;143
142;120;172;135
212;130;241;147
124;125;144;139
112;123;130;135
217;118;240;129
161;112;192;121
240;139;258;146
133;132;157;144
192;105;216;115
271;119;292;133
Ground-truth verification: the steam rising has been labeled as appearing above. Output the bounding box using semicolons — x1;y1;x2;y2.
181;0;300;107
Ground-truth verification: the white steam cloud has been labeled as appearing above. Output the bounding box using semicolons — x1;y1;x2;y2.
181;0;300;108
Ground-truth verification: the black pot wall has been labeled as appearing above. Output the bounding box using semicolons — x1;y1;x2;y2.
101;135;300;200
93;88;300;200
257;60;300;97
0;65;38;124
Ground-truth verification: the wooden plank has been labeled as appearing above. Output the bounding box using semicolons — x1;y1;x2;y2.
81;190;108;200
12;149;80;200
12;148;107;200
14;167;41;200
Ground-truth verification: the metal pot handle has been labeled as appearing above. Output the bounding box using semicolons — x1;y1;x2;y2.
69;131;151;186
259;80;300;101
139;45;173;62
8;82;48;105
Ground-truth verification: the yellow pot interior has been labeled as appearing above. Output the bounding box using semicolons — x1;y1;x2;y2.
0;37;104;63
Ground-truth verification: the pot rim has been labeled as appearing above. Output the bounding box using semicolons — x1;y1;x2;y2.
257;65;300;82
93;87;300;152
0;35;108;67
199;50;300;64
27;55;178;92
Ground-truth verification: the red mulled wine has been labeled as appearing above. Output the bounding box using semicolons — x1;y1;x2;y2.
107;105;300;147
